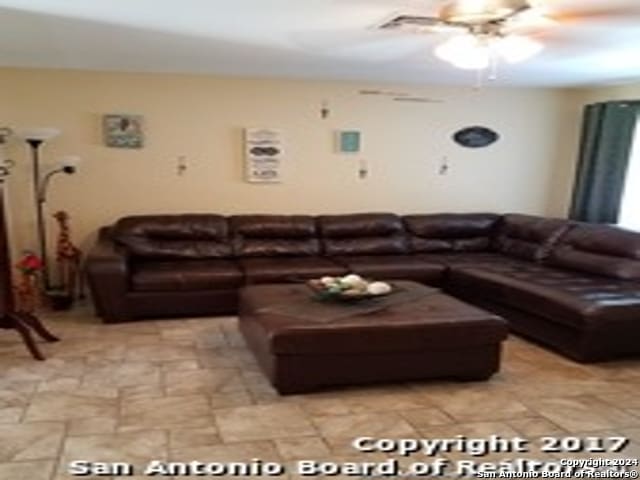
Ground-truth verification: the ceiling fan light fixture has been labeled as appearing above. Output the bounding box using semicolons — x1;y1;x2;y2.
434;34;478;59
495;34;543;63
434;34;491;70
433;31;542;71
450;50;491;70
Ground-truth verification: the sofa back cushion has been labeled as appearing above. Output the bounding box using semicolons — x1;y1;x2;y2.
494;214;572;261
549;223;640;280
230;215;320;257
404;213;500;253
318;213;408;256
113;215;231;259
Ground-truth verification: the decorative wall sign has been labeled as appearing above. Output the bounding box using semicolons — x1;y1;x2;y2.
453;126;499;148
103;114;144;149
244;128;283;183
337;130;361;154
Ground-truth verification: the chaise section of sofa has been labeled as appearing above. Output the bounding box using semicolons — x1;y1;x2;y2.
446;216;640;361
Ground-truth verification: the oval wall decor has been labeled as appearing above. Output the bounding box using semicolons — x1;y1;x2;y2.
453;126;499;148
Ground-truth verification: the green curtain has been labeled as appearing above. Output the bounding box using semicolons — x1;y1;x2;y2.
569;100;640;223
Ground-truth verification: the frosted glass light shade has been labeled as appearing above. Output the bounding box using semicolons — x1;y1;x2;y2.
18;127;61;142
435;34;478;60
449;47;490;70
434;32;543;70
434;34;491;70
495;35;543;63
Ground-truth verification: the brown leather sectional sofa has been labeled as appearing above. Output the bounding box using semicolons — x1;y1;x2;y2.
86;212;640;362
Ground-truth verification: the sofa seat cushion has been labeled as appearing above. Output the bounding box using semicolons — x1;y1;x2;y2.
419;252;527;268
239;257;347;284
449;263;640;329
336;255;445;283
132;260;243;292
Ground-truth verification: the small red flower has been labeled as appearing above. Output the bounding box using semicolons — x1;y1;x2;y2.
16;252;43;275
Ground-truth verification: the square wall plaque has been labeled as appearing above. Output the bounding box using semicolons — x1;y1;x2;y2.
103;114;144;149
337;130;361;154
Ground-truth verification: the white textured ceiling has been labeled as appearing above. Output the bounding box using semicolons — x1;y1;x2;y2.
0;0;639;86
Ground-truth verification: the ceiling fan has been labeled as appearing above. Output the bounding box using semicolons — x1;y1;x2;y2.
294;0;640;82
377;0;551;71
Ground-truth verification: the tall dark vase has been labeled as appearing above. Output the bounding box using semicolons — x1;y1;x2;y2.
0;182;59;360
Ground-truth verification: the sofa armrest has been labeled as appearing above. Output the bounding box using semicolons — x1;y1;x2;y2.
85;228;131;322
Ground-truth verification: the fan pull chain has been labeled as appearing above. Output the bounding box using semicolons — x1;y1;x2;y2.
475;68;484;90
488;52;499;81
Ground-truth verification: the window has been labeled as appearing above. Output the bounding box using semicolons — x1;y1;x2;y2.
618;116;640;231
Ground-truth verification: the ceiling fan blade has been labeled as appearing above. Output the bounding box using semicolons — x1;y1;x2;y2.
503;2;640;44
525;24;629;57
380;15;446;29
503;10;558;34
379;14;468;34
547;5;640;23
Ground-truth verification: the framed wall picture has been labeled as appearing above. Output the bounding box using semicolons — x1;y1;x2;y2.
337;130;361;154
244;128;283;183
103;114;144;149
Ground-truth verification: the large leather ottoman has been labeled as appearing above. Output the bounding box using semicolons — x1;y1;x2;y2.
238;281;509;394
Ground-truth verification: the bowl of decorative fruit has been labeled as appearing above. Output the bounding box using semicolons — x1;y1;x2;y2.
307;274;393;301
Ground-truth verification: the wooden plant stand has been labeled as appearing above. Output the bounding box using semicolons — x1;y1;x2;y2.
0;311;59;361
0;183;59;360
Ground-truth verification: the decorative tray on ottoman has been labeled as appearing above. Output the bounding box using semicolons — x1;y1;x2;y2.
307;274;393;302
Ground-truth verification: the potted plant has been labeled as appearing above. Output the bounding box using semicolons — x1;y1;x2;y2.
15;251;43;313
48;210;82;311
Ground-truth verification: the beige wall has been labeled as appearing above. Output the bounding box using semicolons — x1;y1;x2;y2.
572;82;640;105
0;68;570;254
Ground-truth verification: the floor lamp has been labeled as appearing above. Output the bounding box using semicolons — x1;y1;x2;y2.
20;128;78;291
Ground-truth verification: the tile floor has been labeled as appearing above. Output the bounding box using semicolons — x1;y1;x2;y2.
1;304;640;479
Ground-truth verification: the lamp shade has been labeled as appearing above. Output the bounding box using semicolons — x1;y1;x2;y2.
17;128;61;142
